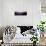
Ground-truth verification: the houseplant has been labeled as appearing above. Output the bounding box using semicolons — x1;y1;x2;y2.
37;21;45;37
31;35;38;46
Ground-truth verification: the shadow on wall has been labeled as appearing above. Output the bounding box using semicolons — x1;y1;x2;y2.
17;26;33;34
0;27;5;40
0;25;16;40
0;26;33;40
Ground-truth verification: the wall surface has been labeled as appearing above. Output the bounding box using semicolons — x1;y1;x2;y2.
1;0;41;27
0;0;41;39
0;0;3;26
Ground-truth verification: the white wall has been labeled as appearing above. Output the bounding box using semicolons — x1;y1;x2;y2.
2;0;41;27
0;0;3;26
